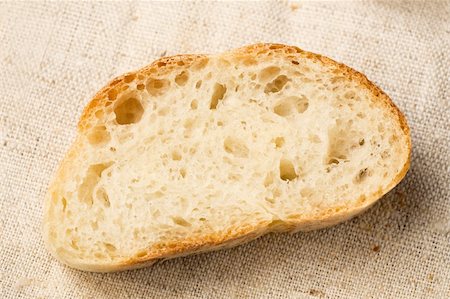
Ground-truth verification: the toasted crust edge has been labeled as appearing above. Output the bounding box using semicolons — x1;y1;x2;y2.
45;43;411;272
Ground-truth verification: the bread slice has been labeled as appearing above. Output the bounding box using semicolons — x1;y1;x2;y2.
43;43;411;272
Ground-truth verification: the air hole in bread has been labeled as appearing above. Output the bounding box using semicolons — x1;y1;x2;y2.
273;137;285;148
300;187;314;198
61;197;67;212
132;229;139;240
331;76;346;84
96;188;110;207
117;131;134;144
91;221;98;231
273;188;282;198
326;124;362;165
94;252;106;259
183;118;196;138
357;112;365;119
264;173;274;187
328;158;340;165
171;150;182;161
136;83;145;90
107;89;118;101
265;75;289;93
279;158;298;181
192;58;209;71
104;243;116;252
183;118;195;129
218;58;231;67
190;99;198;110
259;66;280;82
94;109;104;119
273;96;309;117
146;78;170;96
265;197;275;204
87;125;110;146
309;134;321;143
242;57;257;66
224;137;249;158
228;173;241;181
195;80;202;89
210;83;227;109
172;216;191;227
381;150;390;159
70;239;79;250
389;135;398;146
291;60;299;65
180;168;186;178
79;163;113;206
175;71;189;86
344;91;356;99
114;97;144;125
158;106;170;116
257;49;268;55
354;168;368;183
124;74;135;83
269;44;284;50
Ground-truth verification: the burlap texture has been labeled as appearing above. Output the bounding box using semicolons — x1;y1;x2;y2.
1;1;449;298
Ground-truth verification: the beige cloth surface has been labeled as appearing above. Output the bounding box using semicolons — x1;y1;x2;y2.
1;0;449;298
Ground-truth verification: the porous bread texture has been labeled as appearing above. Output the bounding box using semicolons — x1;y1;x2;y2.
43;44;411;272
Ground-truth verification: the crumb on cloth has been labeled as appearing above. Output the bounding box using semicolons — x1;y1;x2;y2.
309;289;325;297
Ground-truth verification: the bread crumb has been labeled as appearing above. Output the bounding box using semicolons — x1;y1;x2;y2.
372;245;381;252
290;3;300;11
160;50;167;57
427;273;434;282
358;221;372;232
394;189;407;208
309;289;325;297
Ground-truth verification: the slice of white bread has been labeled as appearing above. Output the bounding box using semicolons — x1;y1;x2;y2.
43;44;411;272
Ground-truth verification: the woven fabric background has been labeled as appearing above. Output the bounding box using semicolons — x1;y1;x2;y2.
1;1;449;298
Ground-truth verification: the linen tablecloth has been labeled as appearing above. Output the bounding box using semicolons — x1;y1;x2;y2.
1;1;449;298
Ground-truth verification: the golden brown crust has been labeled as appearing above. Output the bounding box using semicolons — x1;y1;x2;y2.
78;54;207;131
53;43;410;272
